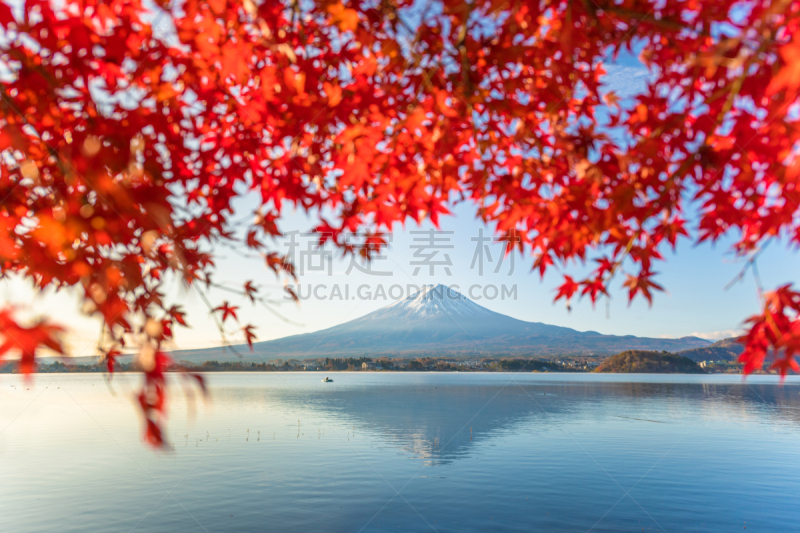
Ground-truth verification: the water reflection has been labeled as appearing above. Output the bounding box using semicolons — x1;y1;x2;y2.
209;375;800;464
5;373;800;533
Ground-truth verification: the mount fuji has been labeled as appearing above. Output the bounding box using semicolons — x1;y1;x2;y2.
169;284;711;362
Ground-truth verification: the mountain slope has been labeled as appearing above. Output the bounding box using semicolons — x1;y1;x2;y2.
678;337;744;362
170;284;710;362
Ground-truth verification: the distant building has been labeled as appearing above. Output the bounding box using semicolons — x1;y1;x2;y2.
698;361;707;368
362;361;380;370
304;364;319;371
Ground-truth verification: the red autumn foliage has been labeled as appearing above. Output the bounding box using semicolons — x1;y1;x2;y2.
0;308;64;375
739;286;800;377
1;0;799;445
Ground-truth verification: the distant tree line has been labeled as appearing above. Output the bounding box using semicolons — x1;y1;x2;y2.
487;359;562;372
2;353;751;375
322;357;372;371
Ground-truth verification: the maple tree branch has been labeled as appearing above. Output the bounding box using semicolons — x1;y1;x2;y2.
598;6;706;35
190;284;243;358
725;239;771;296
456;2;476;106
208;281;303;327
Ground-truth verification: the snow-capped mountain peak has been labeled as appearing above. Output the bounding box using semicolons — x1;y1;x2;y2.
170;280;714;360
376;284;494;320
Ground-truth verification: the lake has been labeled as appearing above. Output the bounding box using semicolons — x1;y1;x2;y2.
2;372;800;532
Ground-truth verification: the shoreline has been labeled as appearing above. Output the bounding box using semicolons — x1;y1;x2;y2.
2;369;773;376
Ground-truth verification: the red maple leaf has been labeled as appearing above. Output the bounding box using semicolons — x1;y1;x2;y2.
243;281;258;302
104;348;122;374
555;276;579;303
212;301;239;323
622;272;664;306
0;308;64;374
243;324;257;350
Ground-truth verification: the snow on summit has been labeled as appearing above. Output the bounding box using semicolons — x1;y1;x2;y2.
376;284;494;320
170;282;713;360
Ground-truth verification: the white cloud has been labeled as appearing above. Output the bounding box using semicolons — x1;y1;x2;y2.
601;65;651;99
689;329;744;341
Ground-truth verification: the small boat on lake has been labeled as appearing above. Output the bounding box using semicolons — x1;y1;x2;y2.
322;377;333;383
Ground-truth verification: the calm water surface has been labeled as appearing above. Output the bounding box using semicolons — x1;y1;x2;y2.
2;372;800;532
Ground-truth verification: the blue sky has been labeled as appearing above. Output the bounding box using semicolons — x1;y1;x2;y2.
197;200;797;346
2;54;798;356
6;192;796;355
